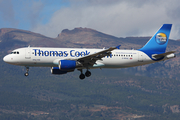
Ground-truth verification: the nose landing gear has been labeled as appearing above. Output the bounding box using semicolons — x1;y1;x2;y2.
24;67;29;77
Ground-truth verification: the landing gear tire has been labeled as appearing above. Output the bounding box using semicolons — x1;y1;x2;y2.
24;72;29;76
79;74;85;80
85;70;91;77
24;66;29;77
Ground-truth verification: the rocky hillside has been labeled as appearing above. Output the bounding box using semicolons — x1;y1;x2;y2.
0;27;148;51
1;27;180;119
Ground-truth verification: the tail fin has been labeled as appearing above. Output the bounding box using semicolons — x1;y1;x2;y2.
139;24;172;54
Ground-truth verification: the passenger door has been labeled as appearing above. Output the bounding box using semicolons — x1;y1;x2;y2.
25;48;31;59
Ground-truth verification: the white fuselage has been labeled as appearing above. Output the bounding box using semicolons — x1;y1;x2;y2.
3;47;155;69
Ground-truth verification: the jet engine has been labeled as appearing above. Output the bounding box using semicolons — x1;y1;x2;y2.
51;60;82;75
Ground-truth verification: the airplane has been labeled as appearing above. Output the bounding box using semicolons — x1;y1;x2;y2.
3;24;176;80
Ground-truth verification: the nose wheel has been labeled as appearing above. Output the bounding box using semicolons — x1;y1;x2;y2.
24;67;29;77
24;72;29;76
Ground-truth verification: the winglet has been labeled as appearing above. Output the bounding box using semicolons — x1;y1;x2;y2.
116;45;121;49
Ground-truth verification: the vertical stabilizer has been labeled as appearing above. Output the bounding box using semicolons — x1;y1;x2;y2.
139;24;172;55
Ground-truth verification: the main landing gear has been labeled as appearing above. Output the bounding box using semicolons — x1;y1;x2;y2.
24;67;29;77
78;69;91;80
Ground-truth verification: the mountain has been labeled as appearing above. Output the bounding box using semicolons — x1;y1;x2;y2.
0;28;64;52
1;27;180;119
1;27;180;50
0;27;147;51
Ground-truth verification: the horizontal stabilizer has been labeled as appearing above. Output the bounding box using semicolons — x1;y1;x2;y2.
152;51;176;59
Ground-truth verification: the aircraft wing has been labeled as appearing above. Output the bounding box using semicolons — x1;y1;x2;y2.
76;45;120;67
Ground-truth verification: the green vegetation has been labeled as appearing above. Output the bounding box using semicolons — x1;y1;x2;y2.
1;53;180;120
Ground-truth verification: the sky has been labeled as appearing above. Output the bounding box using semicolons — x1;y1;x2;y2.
1;0;180;39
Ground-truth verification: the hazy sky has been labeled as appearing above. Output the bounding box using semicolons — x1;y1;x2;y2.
1;0;180;39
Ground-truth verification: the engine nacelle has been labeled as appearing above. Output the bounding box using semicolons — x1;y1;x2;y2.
51;67;68;75
51;60;82;75
59;60;77;71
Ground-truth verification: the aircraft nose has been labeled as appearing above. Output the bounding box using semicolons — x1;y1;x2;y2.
3;55;12;63
3;55;19;65
3;55;8;63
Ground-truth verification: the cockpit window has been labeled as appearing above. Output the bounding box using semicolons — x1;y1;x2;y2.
11;52;15;54
11;51;20;54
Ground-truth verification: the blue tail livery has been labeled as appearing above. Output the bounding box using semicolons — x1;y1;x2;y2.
139;24;172;60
